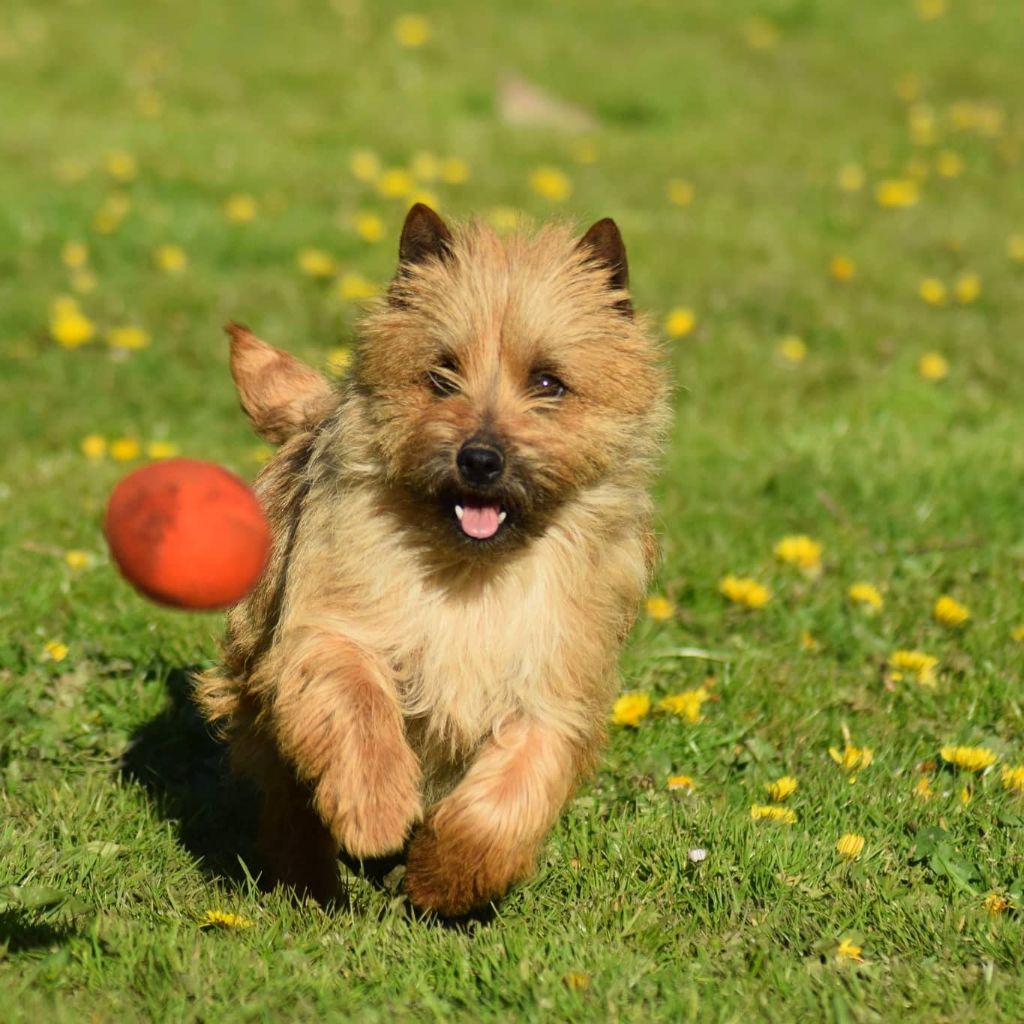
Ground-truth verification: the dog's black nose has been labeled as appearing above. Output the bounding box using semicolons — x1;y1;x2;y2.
457;443;504;486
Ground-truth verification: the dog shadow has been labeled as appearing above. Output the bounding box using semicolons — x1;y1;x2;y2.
120;665;262;885
121;667;492;928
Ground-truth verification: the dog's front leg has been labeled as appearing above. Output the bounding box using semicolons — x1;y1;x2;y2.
404;717;590;917
271;628;423;860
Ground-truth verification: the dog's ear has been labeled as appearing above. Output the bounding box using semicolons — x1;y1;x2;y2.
398;203;453;268
576;218;632;318
226;323;336;443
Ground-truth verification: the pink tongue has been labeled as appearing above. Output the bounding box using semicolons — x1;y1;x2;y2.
460;503;501;539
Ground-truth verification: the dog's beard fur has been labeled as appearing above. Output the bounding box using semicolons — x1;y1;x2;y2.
196;205;669;916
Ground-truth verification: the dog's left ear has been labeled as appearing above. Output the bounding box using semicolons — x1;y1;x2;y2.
398;203;453;268
576;218;632;318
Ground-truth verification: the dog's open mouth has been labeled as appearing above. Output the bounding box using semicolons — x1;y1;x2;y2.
453;500;508;541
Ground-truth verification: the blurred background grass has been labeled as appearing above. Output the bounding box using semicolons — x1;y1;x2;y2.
1;1;1024;1020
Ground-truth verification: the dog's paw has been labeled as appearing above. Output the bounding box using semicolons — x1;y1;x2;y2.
403;813;531;917
315;741;423;859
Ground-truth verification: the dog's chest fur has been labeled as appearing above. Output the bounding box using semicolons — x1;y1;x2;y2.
281;475;646;763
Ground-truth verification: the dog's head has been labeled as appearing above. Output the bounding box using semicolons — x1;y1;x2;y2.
229;205;666;557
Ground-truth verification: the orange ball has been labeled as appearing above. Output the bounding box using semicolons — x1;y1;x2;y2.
104;458;271;610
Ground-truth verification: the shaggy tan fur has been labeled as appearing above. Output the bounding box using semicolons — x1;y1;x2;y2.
195;205;668;916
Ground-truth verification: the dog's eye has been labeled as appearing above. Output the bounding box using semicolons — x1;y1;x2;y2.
427;359;460;397
529;371;568;399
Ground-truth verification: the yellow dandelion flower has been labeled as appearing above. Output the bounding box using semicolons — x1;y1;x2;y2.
297;248;336;279
136;90;164;118
936;149;964;178
146;441;179;460
52;294;80;318
201;909;254;930
974;104;1005;139
777;335;807;363
326;347;353;378
393;13;431;48
743;17;779;50
836;833;865;860
55;156;89;183
61;241;89;269
719;575;771;609
800;630;820;652
224;194;258;223
894;75;922;103
92;207;123;235
571;140;599;165
51;308;96;349
933;595;969;627
41;640;69;663
764;776;798;802
104;150;138;182
349;149;381;182
610;692;651;727
645;595;674;621
81;434;107;460
71;270;98;295
953;272;981;304
848;582;883;611
875;178;919;209
750;804;796;824
918;351;949;382
335;273;379;302
960;785;972;805
440;157;469;185
837;164;865;192
1000;765;1024;794
914;0;946;20
1012;625;1024;643
488;206;522;232
376;168;415;199
914;776;933;801
409;189;440;210
918;278;947;306
829;255;856;282
836;939;864;963
983;893;1009;915
353;212;385;243
667;178;695;206
657;688;710;724
1007;235;1024;263
664;308;697;339
829;744;873;774
563;970;590;990
64;550;91;570
908;104;938;146
410;151;440;181
110;437;141;462
107;326;150;351
153;244;187;273
667;774;695;792
889;650;939;687
529;167;572;202
940;746;998;772
773;535;823;572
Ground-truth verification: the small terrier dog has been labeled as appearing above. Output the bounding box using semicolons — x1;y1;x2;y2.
196;204;668;916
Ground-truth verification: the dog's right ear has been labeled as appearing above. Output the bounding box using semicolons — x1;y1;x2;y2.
226;323;336;443
398;203;453;268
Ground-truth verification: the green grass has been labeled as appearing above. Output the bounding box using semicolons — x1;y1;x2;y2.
2;0;1024;1020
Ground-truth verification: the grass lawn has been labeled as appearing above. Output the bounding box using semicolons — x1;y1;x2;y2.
2;0;1024;1019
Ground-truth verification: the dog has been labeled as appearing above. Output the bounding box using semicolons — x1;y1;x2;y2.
195;203;668;916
